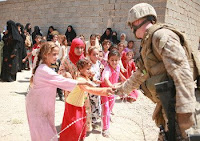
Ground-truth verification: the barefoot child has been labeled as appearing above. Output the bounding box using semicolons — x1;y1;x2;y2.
26;42;92;141
100;50;126;137
60;58;113;141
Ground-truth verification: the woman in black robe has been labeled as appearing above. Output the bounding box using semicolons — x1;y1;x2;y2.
1;20;23;82
16;23;26;71
111;31;120;46
100;28;113;43
32;26;42;45
65;25;76;46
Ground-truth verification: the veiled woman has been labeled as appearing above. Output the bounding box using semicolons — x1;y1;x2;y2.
1;20;23;82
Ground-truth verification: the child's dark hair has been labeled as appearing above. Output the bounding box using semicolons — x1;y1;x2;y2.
128;40;134;44
109;45;118;51
76;58;92;71
102;39;111;46
35;35;42;40
108;50;120;60
90;34;96;39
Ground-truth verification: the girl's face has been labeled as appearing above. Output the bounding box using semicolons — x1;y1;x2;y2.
67;26;72;32
90;36;96;45
74;45;84;56
98;52;103;61
89;49;99;63
35;37;41;44
52;35;58;42
120;35;125;40
126;53;133;61
128;42;134;49
46;47;59;66
79;65;91;77
103;42;111;51
108;55;120;69
118;44;124;53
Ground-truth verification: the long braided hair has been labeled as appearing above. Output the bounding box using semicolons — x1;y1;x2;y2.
30;41;59;86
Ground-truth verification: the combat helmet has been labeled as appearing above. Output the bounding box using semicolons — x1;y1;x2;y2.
127;3;157;26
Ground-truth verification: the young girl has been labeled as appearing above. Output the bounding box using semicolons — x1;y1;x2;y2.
32;35;42;63
124;40;134;52
100;50;126;137
60;58;113;141
101;40;111;67
58;34;68;59
26;42;92;141
121;51;139;102
88;47;102;129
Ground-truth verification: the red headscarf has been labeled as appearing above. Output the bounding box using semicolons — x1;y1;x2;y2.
69;38;85;65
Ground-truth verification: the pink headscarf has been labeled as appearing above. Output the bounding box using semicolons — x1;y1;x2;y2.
69;38;85;65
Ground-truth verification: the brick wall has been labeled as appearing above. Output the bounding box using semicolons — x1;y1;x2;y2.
165;0;200;49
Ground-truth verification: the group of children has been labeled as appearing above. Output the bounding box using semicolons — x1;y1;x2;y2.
26;33;139;141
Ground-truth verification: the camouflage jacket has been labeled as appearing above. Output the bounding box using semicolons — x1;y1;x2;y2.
118;24;196;114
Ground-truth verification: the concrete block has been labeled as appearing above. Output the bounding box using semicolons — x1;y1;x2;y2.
104;4;115;10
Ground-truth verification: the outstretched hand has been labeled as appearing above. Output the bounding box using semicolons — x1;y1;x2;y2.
77;80;96;87
112;83;125;96
106;88;115;96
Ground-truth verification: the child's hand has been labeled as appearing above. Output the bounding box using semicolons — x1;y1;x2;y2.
106;88;115;96
94;80;102;84
22;58;26;63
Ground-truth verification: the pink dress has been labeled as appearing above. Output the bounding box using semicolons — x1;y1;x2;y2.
26;64;77;141
100;64;120;130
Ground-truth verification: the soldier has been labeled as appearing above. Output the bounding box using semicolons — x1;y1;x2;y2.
115;3;196;140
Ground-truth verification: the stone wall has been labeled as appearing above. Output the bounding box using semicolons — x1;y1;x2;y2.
0;0;199;54
0;0;166;41
165;0;200;49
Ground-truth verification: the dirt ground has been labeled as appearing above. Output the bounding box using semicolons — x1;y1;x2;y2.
0;70;159;141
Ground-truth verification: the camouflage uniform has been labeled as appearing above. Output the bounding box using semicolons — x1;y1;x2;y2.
117;3;196;140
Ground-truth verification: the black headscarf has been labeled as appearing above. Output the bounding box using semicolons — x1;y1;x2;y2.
7;20;23;42
100;28;113;43
25;23;32;35
65;25;76;43
32;26;42;44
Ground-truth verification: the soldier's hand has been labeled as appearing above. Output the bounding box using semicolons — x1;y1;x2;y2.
113;83;125;96
177;113;194;131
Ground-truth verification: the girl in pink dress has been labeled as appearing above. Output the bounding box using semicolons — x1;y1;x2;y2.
100;50;126;137
26;42;92;141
